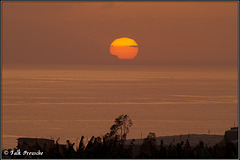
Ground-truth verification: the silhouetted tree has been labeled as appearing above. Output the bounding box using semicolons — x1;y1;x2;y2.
106;114;133;141
158;139;167;158
76;136;85;158
138;132;158;158
66;140;76;158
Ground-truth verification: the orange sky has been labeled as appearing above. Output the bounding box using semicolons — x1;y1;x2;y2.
2;2;238;66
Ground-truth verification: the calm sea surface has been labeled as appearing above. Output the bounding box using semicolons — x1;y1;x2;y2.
2;65;238;149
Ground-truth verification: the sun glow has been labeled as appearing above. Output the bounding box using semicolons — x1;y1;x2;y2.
110;37;138;59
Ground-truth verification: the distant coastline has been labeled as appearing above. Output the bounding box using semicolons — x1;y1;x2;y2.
125;134;224;147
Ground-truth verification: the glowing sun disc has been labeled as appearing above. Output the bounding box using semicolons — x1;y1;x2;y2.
110;37;138;59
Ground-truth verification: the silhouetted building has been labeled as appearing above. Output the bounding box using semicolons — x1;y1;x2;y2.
224;127;238;142
17;138;54;154
224;127;238;149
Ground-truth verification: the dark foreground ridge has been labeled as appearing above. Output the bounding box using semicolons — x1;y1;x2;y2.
2;115;238;159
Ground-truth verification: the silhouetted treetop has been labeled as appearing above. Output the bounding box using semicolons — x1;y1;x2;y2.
105;114;133;141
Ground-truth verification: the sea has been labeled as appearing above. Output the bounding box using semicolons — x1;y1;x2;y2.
2;65;238;149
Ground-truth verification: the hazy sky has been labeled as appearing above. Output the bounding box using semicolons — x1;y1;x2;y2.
3;2;238;66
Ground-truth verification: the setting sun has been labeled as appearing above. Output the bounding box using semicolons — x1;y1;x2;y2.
2;2;238;159
110;37;138;59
